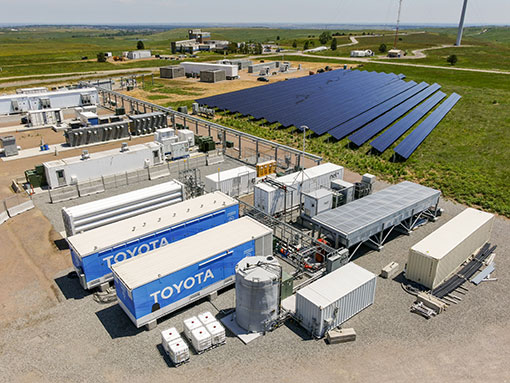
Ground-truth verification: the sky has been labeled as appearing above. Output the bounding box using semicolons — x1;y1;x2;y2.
0;0;508;26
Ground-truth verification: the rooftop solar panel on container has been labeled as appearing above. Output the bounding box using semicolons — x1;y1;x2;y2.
328;81;429;140
348;83;441;146
394;93;461;159
370;91;446;153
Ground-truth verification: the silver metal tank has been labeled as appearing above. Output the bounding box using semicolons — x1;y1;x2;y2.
235;255;280;333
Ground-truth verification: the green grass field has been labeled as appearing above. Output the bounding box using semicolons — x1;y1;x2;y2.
197;60;510;217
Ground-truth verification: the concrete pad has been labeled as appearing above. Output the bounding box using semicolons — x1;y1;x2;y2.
220;312;262;345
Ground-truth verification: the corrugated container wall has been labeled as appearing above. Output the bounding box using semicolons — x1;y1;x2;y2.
295;262;376;338
205;166;256;197
406;208;494;289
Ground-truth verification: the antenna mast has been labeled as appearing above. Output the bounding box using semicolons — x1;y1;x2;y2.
456;0;469;46
393;0;403;49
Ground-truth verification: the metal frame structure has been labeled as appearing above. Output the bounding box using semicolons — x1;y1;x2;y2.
237;200;348;272
96;87;323;170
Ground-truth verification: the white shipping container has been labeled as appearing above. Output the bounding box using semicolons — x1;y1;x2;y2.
303;189;333;217
44;142;163;189
206;321;225;346
254;163;343;215
205;166;256;197
180;62;238;78
406;208;494;289
295;262;376;338
190;327;212;353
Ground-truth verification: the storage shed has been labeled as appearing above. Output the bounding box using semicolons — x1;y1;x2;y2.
127;50;152;60
180;62;238;79
406;208;494;289
295;262;376;338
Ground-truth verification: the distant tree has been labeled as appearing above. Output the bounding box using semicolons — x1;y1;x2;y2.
331;38;338;51
319;31;332;44
171;42;177;54
276;35;280;40
303;40;310;50
254;43;263;55
310;40;315;47
447;54;458;66
292;40;297;48
228;42;238;53
379;43;387;53
362;32;366;36
96;52;107;62
137;40;145;50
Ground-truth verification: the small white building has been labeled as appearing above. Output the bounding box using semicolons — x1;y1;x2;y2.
180;62;238;79
350;49;374;57
127;50;152;60
44;142;163;189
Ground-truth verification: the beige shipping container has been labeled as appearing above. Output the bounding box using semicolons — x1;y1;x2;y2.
406;208;494;289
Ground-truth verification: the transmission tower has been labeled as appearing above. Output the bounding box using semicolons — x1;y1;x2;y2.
393;0;404;49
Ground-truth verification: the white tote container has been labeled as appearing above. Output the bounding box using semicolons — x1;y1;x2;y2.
183;316;202;340
190;327;212;353
168;338;190;365
206;321;226;346
161;327;181;353
198;311;216;326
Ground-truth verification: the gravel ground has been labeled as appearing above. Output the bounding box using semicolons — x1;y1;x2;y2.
2;177;509;383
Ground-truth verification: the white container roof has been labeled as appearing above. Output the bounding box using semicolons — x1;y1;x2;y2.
297;262;375;308
277;163;343;186
68;191;237;256
43;142;159;168
205;166;256;183
112;216;272;290
303;189;333;200
411;208;494;260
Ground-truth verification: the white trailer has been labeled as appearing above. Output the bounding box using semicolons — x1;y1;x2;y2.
62;180;185;236
406;208;494;289
350;50;374;57
127;50;152;59
254;163;343;215
44;142;163;189
204;166;256;197
180;62;238;79
0;88;98;115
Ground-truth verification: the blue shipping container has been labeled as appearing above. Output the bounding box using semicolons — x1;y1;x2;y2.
67;192;239;290
112;217;273;328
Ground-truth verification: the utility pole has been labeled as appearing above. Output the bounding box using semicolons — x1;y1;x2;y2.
456;0;469;46
393;0;404;49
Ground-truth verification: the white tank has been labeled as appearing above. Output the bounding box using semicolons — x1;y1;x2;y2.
235;255;280;333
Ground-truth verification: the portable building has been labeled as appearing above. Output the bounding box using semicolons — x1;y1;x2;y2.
112;216;273;328
62;180;184;237
295;262;376;338
200;70;226;83
0;88;98;115
127;50;152;60
406;208;494;289
248;62;279;73
67;191;239;289
254;163;343;215
180;62;238;79
44;142;163;189
205;166;256;197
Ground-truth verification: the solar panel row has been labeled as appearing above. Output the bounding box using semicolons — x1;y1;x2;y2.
196;69;460;160
370;91;447;153
348;83;442;147
394;93;461;159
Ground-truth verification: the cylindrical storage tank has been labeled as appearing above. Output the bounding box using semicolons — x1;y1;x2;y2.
235;255;280;333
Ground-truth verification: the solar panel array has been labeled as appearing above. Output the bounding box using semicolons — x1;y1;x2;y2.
197;69;461;159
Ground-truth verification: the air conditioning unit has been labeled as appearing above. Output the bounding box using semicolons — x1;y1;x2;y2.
81;94;92;106
11;100;20;112
40;98;51;109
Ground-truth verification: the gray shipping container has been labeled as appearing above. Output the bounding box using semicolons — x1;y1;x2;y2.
295;262;376;338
